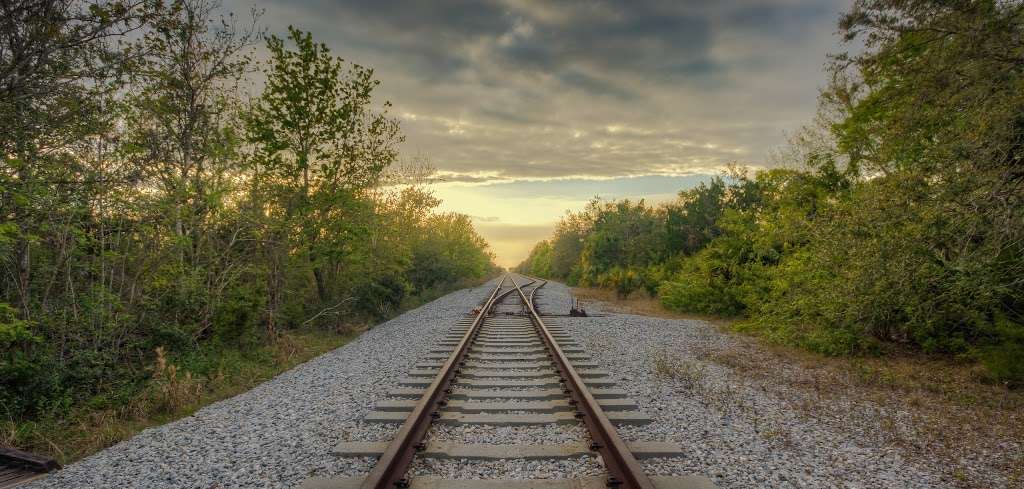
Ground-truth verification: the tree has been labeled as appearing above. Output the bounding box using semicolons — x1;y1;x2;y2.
124;0;259;251
410;213;493;290
1;0;147;318
517;241;552;278
548;204;594;281
245;25;402;324
579;199;664;280
0;2;500;456
121;0;260;336
247;26;401;194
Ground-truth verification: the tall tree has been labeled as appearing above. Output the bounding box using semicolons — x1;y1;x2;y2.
123;0;259;260
0;0;147;317
121;0;260;336
245;26;402;316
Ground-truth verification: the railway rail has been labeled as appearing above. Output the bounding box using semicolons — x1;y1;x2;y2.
0;447;59;489
302;274;716;489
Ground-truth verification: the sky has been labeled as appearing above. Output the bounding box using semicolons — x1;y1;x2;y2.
226;0;851;267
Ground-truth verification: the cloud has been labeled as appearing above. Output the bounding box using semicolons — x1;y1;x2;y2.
227;0;847;183
220;0;851;265
222;0;850;263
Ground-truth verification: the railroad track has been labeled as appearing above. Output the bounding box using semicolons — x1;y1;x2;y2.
302;274;716;489
0;447;59;489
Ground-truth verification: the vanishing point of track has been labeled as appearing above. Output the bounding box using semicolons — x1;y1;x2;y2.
301;274;714;489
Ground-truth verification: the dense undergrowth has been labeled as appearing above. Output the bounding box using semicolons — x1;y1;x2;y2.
0;276;486;463
518;0;1024;386
2;330;350;463
0;0;499;453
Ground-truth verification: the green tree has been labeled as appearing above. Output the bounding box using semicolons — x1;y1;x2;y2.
1;0;147;318
245;25;402;324
410;213;494;291
548;205;594;282
664;178;727;256
121;0;260;339
517;241;553;278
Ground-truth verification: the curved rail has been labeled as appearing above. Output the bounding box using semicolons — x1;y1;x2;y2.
509;275;656;489
359;274;532;489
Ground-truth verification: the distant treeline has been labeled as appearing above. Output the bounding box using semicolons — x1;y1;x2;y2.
1;0;496;426
517;0;1023;385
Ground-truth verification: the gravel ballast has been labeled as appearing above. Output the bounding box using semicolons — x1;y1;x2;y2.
26;276;984;488
25;279;501;489
534;280;966;489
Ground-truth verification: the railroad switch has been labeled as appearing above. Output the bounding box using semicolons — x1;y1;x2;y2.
570;297;588;317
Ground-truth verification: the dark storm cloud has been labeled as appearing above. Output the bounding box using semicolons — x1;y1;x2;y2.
226;0;849;181
259;0;723;91
288;0;512;38
490;5;713;81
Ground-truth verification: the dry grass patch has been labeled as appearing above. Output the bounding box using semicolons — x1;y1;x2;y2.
573;287;736;328
651;350;706;389
716;337;1022;488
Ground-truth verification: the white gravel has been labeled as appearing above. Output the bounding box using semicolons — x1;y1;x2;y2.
28;276;962;489
25;278;502;489
409;457;604;479
427;424;589;444
535;280;957;489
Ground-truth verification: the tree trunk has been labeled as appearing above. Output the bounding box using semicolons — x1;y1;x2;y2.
313;263;328;303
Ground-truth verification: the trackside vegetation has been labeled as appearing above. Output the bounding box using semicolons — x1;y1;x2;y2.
0;0;496;459
517;0;1024;386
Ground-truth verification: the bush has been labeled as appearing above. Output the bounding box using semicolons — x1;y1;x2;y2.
977;315;1024;387
0;304;67;418
659;272;744;316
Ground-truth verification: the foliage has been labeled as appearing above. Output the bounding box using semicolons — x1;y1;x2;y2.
0;0;496;442
520;241;553;278
520;1;1024;385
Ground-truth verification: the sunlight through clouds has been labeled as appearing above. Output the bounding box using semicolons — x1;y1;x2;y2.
223;0;849;264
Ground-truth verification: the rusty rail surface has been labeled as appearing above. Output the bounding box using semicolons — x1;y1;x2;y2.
510;275;656;489
359;275;533;489
0;446;59;489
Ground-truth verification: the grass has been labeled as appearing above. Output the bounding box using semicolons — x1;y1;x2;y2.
651;350;706;389
575;286;1024;489
572;286;737;328
1;278;490;465
1;329;356;465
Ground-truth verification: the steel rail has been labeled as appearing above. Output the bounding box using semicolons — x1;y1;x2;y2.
509;275;656;489
0;446;59;489
359;274;531;489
